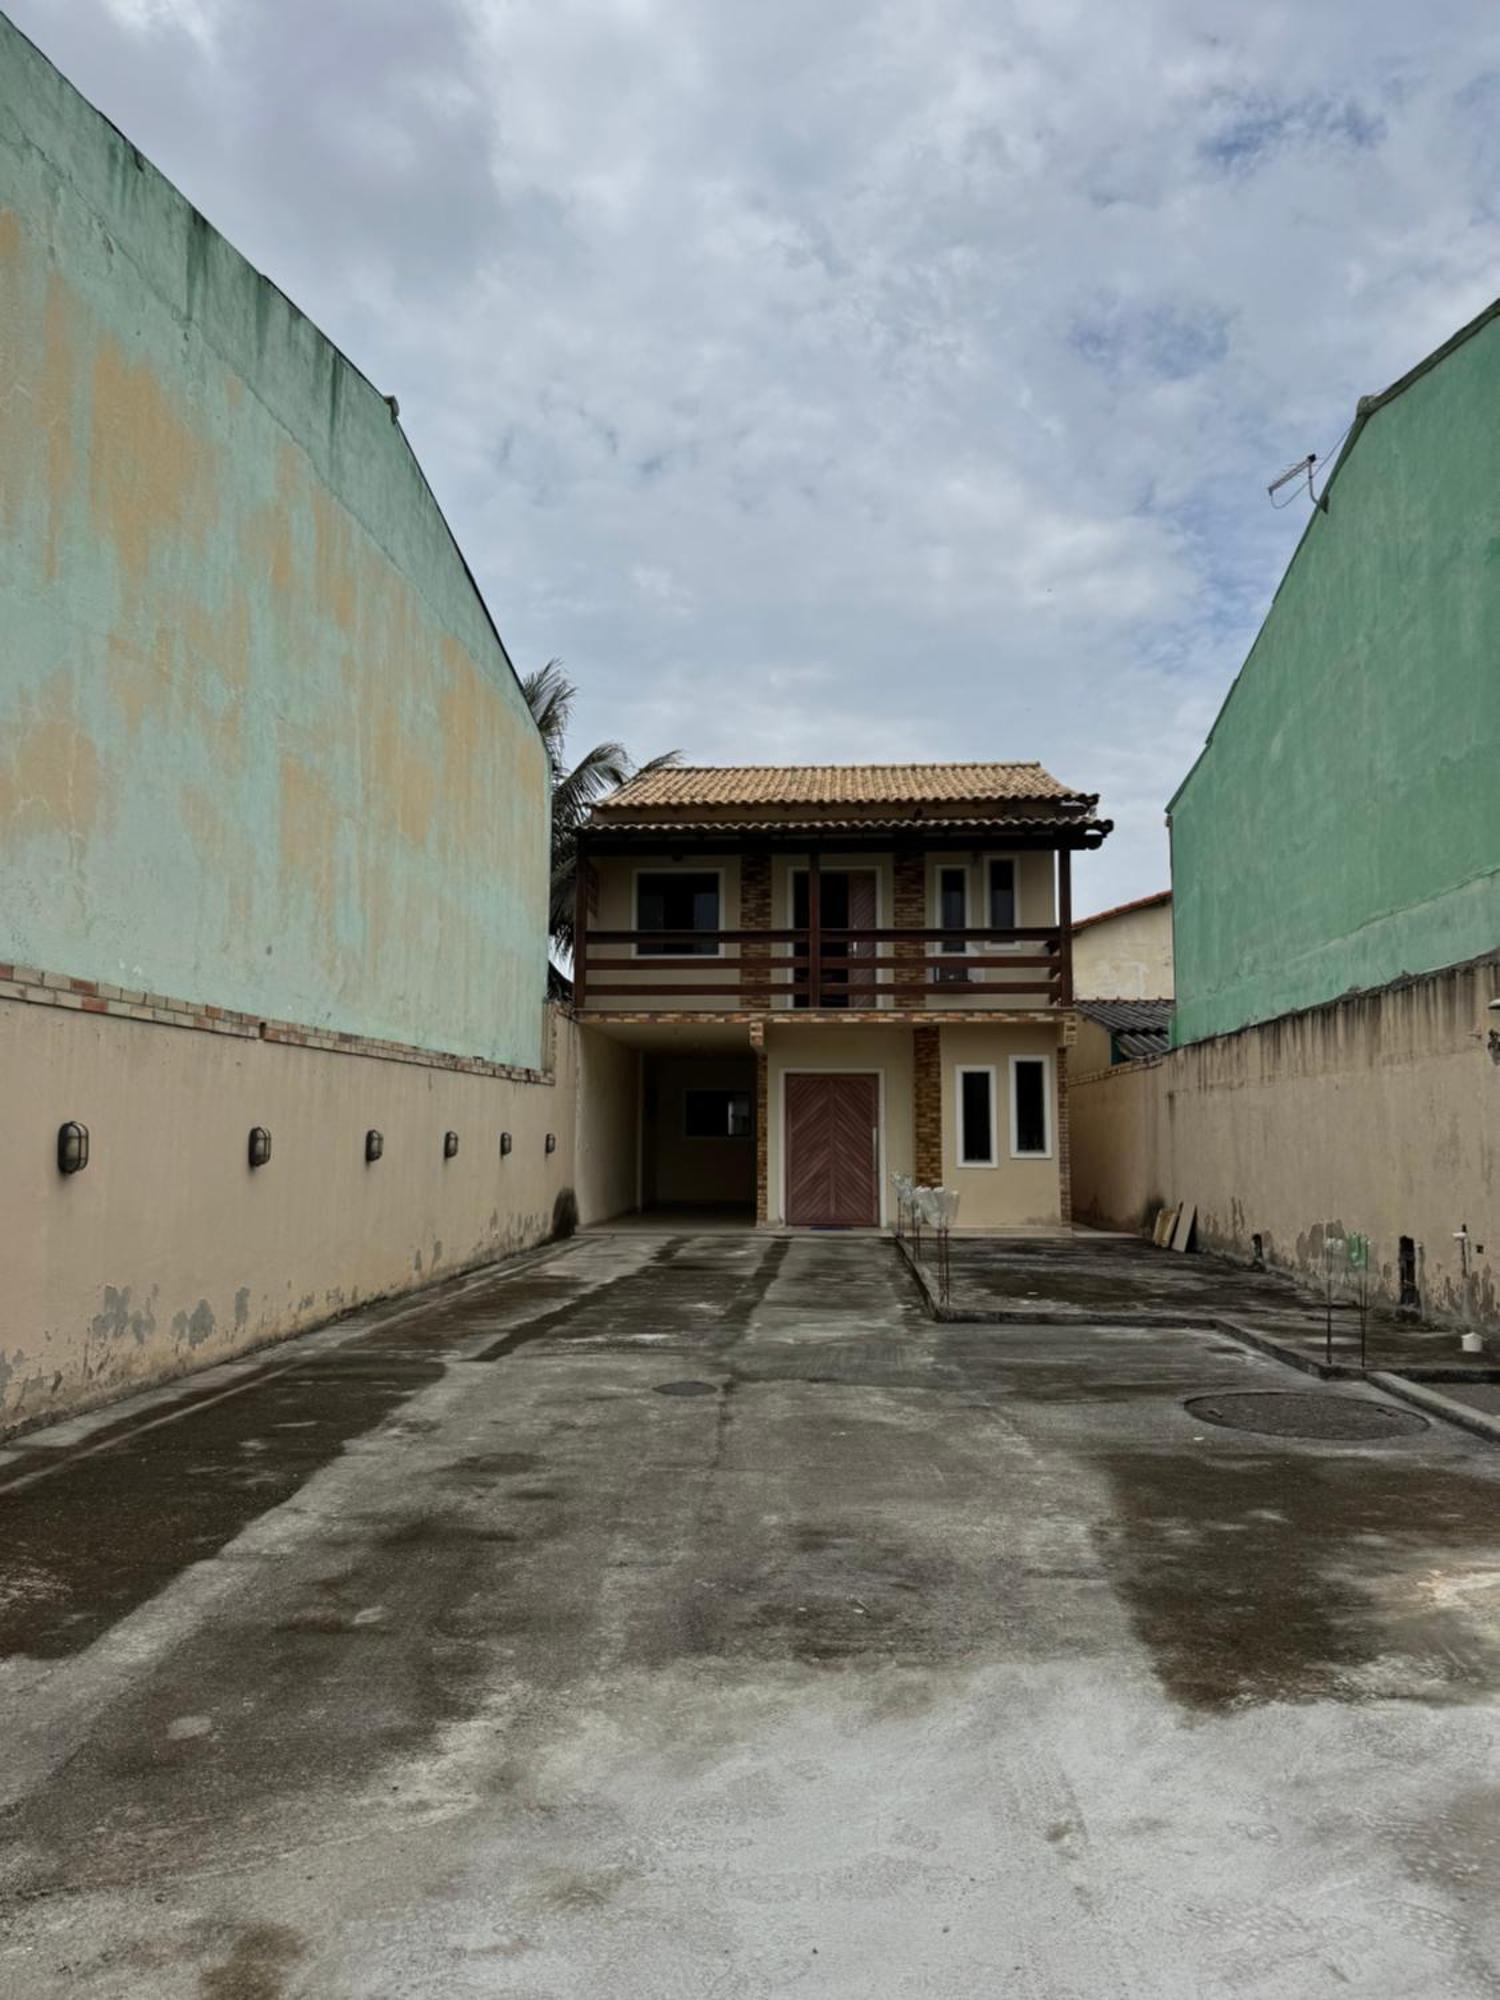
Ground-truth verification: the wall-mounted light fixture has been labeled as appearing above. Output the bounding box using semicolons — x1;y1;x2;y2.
365;1129;384;1163
500;1131;513;1156
247;1126;272;1168
545;1132;557;1155
57;1121;90;1175
444;1130;460;1159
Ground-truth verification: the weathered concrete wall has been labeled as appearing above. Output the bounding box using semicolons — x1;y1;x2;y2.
573;1029;639;1225
0;999;581;1434
1073;898;1173;999
1169;305;1500;1045
1071;954;1500;1325
0;15;548;1065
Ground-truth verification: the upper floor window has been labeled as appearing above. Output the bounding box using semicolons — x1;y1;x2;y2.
988;859;1016;932
936;865;969;983
636;871;720;956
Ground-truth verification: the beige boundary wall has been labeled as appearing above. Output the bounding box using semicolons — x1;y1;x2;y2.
1070;953;1500;1327
0;988;611;1435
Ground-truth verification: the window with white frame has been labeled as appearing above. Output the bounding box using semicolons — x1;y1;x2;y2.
1010;1055;1051;1158
957;1065;997;1166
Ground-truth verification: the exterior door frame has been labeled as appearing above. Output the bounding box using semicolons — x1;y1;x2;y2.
779;1065;887;1227
788;864;884;1007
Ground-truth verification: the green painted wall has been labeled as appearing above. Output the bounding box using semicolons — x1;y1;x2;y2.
0;14;549;1067
1170;306;1500;1046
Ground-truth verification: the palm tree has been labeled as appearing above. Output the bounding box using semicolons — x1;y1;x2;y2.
522;659;679;982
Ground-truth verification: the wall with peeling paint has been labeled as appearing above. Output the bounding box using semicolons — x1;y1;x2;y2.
1169;305;1500;1047
0;15;548;1066
0;1001;588;1434
1070;952;1500;1328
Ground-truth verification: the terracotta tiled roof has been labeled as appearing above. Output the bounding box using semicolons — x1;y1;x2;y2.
1073;889;1172;933
584;814;1101;840
597;762;1087;812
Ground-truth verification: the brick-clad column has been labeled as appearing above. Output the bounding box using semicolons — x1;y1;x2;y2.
755;1045;770;1223
741;851;772;1008
913;1024;942;1183
893;851;926;1010
1056;1042;1072;1226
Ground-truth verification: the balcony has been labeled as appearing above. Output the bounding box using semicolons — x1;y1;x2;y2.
573;925;1072;1013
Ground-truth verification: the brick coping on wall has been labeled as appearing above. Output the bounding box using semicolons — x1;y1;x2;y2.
577;1008;1077;1035
0;964;557;1085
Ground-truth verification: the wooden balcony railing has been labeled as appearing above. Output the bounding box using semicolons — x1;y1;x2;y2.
573;926;1071;1011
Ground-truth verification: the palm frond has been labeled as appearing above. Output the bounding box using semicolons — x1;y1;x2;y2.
524;658;682;968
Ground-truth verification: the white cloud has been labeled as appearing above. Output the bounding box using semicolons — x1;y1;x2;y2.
11;0;1500;914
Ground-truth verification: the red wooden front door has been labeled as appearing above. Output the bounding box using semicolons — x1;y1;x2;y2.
784;1073;880;1226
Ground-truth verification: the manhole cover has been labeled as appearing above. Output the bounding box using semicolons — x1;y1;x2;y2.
1185;1391;1427;1441
652;1380;718;1398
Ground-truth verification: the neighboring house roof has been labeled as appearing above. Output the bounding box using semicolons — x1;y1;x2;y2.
1076;998;1174;1061
1073;889;1171;934
597;762;1091;811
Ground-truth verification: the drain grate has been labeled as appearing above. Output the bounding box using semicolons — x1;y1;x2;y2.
652;1380;718;1398
1185;1391;1427;1441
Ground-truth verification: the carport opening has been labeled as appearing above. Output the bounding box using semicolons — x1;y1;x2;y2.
640;1050;756;1222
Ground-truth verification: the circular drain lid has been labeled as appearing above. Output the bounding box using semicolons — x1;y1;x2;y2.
653;1379;718;1398
1185;1391;1427;1441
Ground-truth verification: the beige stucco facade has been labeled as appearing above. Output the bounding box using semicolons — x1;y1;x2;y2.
1072;894;1173;1000
1070;953;1500;1326
587;846;1057;1012
938;1022;1065;1227
763;1022;914;1228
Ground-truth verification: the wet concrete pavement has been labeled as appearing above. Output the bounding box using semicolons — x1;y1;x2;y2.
934;1232;1500;1373
6;1234;1500;1995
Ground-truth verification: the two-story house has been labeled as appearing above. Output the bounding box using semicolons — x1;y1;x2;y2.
573;764;1111;1229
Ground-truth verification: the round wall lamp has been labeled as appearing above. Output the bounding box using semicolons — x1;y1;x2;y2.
500;1131;513;1157
365;1129;384;1163
248;1126;272;1168
57;1121;90;1175
443;1130;460;1159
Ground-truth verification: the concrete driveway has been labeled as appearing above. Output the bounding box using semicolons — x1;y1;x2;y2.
5;1233;1500;1996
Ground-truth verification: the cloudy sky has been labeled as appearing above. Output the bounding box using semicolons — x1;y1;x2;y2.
11;0;1500;911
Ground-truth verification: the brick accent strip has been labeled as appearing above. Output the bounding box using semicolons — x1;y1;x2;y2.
893;853;926;1011
1056;1044;1072;1225
913;1024;942;1183
740;850;772;1008
0;963;557;1085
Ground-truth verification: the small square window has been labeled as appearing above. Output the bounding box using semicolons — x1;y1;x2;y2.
636;872;720;956
684;1089;752;1139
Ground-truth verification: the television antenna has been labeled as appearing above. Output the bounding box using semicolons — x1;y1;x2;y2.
1267;453;1317;507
